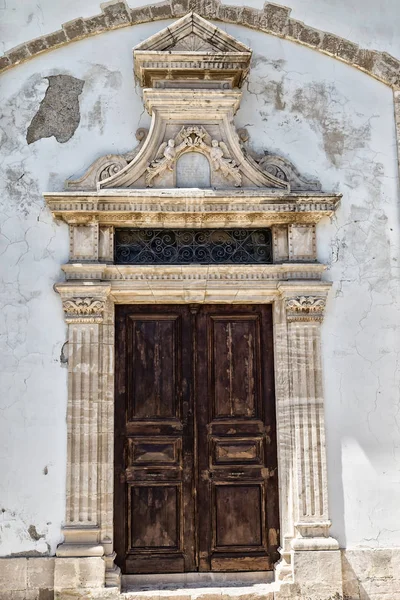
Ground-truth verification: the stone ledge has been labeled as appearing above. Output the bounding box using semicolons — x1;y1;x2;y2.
1;0;400;88
0;551;400;598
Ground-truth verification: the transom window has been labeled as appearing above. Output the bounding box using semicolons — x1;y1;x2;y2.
114;228;273;265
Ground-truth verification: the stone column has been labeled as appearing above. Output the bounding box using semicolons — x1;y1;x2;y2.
277;284;343;600
53;283;114;596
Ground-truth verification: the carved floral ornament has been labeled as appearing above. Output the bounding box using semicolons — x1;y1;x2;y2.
285;295;327;322
62;297;106;323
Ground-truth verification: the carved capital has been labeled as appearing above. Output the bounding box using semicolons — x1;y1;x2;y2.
285;295;327;322
62;297;106;324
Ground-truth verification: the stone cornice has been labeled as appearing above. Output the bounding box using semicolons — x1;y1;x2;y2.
57;264;326;303
55;266;329;304
61;262;326;281
1;0;399;90
44;189;341;225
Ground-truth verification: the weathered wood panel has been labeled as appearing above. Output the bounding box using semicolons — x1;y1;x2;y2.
196;305;279;572
114;305;195;574
114;304;279;574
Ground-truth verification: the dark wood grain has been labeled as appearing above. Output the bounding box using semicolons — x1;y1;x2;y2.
196;305;279;572
114;305;194;574
114;304;279;574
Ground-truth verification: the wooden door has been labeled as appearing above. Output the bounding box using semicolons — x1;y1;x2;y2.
196;305;279;571
115;304;279;574
114;305;195;574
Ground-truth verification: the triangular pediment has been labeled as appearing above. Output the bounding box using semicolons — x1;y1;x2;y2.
133;12;251;54
133;12;252;87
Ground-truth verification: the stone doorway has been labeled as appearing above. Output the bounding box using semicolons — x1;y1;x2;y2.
44;12;344;598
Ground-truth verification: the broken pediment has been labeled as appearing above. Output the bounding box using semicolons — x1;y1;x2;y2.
64;13;321;194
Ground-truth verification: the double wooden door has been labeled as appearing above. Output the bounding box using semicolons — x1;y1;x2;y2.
114;304;279;574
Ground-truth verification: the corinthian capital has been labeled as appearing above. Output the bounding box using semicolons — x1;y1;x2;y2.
62;297;105;324
285;295;327;322
55;283;111;324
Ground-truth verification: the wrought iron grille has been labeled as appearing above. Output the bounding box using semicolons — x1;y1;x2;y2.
114;228;273;265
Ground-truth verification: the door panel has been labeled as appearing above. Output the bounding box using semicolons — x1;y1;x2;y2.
129;484;179;548
115;304;279;574
212;318;259;418
115;306;195;574
214;484;263;547
197;305;279;572
129;317;177;419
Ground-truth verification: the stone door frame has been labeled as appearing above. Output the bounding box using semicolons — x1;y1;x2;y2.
53;268;342;597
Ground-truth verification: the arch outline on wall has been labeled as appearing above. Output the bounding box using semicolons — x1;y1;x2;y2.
1;0;400;90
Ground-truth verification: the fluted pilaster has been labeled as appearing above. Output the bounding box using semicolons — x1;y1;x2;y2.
279;286;338;551
55;284;111;561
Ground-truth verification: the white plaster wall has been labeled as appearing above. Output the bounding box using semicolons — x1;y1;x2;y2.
0;16;399;556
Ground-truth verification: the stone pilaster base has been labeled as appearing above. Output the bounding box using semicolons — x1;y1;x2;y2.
54;557;110;599
275;549;343;600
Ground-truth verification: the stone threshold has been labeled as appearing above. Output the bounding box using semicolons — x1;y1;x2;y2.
121;572;278;599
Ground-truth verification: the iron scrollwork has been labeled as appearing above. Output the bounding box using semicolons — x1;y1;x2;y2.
115;228;273;265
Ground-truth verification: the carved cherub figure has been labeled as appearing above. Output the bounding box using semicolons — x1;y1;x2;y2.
146;138;188;187
203;139;242;187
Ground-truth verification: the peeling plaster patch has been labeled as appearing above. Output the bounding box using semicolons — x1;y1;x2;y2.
28;524;44;541
274;80;286;111
0;73;47;155
4;167;41;216
0;510;49;555
290;82;372;167
26;75;84;145
88;98;104;133
250;52;286;72
60;341;69;367
84;64;122;92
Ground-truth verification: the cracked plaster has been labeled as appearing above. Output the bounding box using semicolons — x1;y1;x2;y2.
0;16;399;575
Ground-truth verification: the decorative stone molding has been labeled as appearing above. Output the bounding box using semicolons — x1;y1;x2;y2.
146;125;242;188
44;189;341;228
2;0;400;91
133;11;252;87
250;150;322;192
62;297;106;323
276;283;341;598
66;128;148;191
285;294;327;322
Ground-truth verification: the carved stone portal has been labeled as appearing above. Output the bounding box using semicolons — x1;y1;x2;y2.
46;12;343;600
